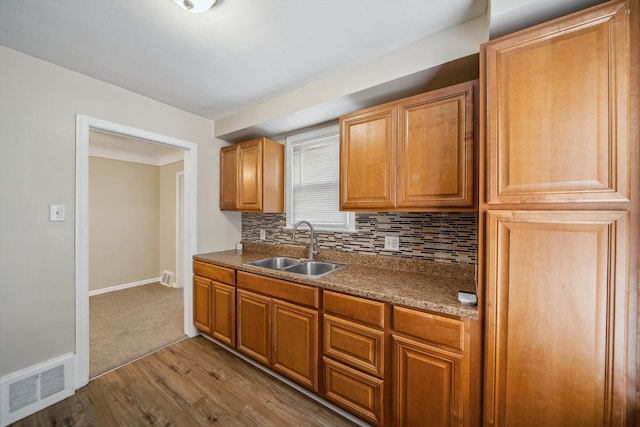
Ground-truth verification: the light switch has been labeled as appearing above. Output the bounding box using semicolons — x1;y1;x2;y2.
50;204;66;222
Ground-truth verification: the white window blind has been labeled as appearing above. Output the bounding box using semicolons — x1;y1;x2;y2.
286;125;354;231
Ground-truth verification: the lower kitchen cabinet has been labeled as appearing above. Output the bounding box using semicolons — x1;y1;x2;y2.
272;299;318;391
393;335;463;427
237;289;271;365
392;306;480;427
195;264;480;426
322;290;389;426
211;281;236;346
236;271;320;392
193;275;211;334
193;261;236;340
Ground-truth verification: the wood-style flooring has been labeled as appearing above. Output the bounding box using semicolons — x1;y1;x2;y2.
12;337;358;426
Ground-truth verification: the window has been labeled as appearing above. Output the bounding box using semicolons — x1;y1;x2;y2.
285;124;355;232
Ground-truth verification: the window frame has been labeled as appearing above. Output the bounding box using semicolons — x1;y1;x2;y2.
284;124;355;232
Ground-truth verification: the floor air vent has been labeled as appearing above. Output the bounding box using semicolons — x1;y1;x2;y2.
0;353;74;426
161;270;174;287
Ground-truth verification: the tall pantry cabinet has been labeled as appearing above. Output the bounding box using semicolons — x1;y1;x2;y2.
479;1;639;426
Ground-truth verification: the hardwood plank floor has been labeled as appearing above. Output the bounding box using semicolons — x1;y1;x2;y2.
12;337;359;426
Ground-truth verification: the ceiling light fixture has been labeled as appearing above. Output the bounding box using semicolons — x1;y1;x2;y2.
174;0;220;13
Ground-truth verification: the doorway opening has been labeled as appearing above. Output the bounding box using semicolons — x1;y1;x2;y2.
87;131;186;377
75;115;198;389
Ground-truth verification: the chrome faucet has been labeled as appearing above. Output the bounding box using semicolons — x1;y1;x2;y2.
291;220;318;261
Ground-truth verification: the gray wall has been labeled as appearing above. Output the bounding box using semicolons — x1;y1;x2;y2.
0;45;240;376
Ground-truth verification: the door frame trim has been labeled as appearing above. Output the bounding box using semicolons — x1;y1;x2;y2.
176;171;185;288
74;114;198;389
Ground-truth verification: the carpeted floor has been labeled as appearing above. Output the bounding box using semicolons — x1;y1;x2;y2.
89;282;185;378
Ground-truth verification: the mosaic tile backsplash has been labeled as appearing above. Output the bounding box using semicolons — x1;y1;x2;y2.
242;212;477;265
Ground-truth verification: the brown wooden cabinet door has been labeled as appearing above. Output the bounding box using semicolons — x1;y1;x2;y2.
484;210;629;426
483;1;633;205
398;81;475;209
236;289;271;366
393;334;463;427
219;138;284;213
272;299;319;392
219;145;238;210
211;281;235;347
238;139;263;211
193;276;211;334
340;103;397;210
260;138;285;213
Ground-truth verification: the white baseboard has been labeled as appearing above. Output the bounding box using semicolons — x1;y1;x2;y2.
0;353;75;427
89;277;161;296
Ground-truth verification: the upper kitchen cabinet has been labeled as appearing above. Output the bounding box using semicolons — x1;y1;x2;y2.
340;81;476;211
220;137;284;212
220;146;239;210
340;102;397;210
397;83;476;209
482;1;634;206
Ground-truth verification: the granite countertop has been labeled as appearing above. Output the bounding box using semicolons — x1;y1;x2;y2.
194;242;479;320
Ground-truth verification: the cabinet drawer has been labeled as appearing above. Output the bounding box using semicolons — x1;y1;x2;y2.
323;357;384;426
324;290;386;328
237;271;319;308
193;261;235;285
393;306;464;351
324;314;384;377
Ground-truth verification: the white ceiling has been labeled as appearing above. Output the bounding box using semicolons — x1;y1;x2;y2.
0;0;485;121
0;0;605;145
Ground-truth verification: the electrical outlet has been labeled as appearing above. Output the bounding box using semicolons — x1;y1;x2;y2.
384;235;399;251
260;229;266;240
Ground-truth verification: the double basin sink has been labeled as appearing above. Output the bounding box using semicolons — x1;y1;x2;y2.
246;256;347;279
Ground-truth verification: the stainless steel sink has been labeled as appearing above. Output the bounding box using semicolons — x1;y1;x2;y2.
247;256;301;270
246;257;347;278
284;261;346;277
